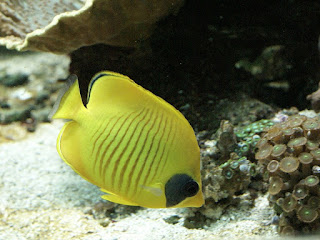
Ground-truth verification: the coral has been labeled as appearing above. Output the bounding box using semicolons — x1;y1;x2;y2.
234;119;274;158
219;155;256;192
215;120;237;160
0;0;184;54
199;120;264;220
201;119;274;207
256;114;320;235
200;152;255;220
307;81;320;112
212;119;274;163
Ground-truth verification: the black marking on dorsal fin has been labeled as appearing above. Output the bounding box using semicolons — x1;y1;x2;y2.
86;72;123;106
86;73;108;106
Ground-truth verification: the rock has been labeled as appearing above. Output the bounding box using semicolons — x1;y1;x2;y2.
0;0;184;54
0;73;29;87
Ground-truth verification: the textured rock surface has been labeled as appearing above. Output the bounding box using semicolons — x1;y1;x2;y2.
0;48;70;124
0;0;184;53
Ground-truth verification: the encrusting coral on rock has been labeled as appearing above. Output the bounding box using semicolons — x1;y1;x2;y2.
0;0;184;54
256;114;320;235
197;119;272;220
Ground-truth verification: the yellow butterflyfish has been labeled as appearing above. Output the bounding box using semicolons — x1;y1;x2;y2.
50;71;204;208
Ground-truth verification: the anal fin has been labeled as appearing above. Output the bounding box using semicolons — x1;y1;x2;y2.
101;189;139;206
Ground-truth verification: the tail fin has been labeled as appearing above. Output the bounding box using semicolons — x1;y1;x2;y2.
49;74;84;120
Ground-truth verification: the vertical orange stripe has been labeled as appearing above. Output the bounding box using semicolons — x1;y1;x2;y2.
114;109;150;192
130;109;160;193
99;111;136;182
157;117;178;176
95;114;123;175
117;109;154;193
109;108;146;188
149;115;174;183
124;109;156;195
91;115;118;171
140;111;165;187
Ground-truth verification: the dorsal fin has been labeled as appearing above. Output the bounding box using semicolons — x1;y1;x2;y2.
86;71;128;106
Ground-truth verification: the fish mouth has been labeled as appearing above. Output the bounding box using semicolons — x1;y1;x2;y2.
179;190;204;208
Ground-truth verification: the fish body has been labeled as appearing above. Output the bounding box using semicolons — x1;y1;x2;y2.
51;71;203;208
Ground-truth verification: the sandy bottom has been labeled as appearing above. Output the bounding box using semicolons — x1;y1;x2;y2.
0;120;291;240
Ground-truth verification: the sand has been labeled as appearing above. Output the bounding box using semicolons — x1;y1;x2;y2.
0;121;276;240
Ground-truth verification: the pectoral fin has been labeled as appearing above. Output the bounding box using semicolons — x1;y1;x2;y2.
141;185;163;197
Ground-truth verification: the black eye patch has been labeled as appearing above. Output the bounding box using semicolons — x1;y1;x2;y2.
165;174;199;207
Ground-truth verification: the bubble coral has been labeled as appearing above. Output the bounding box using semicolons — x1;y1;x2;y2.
256;114;320;234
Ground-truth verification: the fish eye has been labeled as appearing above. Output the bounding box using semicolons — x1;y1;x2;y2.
183;180;199;197
165;174;199;207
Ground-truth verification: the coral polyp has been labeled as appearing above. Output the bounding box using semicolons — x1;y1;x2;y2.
308;196;320;209
304;175;319;187
297;205;318;223
256;114;320;234
288;115;307;128
271;144;287;158
279;157;300;173
282;195;298;213
298;152;313;165
292;184;308;200
267;160;280;173
268;176;283;195
255;143;273;161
